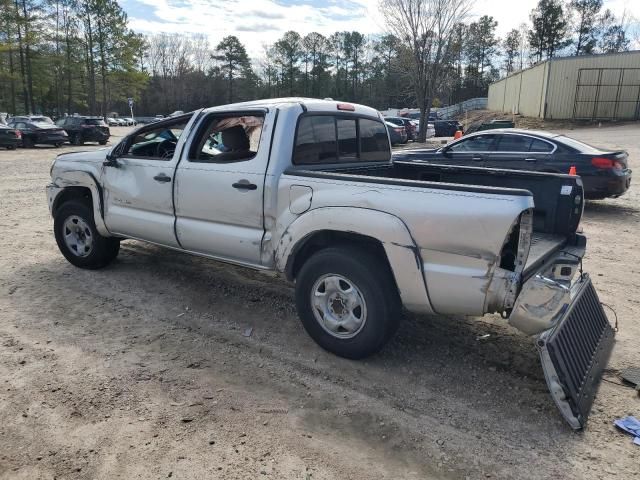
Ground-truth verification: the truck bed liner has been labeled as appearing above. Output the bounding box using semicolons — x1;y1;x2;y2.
525;233;567;274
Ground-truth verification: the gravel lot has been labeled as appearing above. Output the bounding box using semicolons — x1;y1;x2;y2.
0;124;639;479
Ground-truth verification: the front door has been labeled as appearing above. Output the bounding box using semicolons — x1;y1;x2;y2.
441;133;498;167
173;110;272;266
102;114;196;247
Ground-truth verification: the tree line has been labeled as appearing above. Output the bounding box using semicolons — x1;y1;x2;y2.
0;0;634;118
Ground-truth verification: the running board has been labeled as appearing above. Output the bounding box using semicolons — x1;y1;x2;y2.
537;274;615;430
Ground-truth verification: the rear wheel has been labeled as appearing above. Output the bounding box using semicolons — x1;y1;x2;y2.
99;140;107;145
295;247;401;359
54;200;119;269
72;133;84;145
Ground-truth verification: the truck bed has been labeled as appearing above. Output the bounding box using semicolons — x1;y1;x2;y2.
288;161;584;239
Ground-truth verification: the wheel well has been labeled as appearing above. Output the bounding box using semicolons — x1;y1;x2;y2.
286;230;392;282
53;187;93;216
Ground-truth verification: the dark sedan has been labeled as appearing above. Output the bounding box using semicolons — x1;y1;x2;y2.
433;120;464;137
385;121;408;145
384;116;417;141
0;124;22;149
8;120;68;148
57;116;110;145
394;129;631;199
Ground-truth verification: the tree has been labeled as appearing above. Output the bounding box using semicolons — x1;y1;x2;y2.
213;35;251;103
380;0;469;142
273;31;301;96
503;29;520;74
597;9;630;53
528;0;571;62
570;0;602;55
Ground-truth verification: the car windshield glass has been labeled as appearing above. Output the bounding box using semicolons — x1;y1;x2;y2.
32;122;54;128
32;116;53;123
557;136;603;153
85;119;106;126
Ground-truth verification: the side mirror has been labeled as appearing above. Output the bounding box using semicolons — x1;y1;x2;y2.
103;153;120;168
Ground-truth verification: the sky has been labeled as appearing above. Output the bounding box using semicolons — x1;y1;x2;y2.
121;0;640;59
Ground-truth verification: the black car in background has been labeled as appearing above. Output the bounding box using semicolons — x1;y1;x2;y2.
7;120;68;147
57;116;110;145
8;115;54;125
385;121;408;145
433;120;464;137
384;116;417;141
394;129;632;199
0;124;22;149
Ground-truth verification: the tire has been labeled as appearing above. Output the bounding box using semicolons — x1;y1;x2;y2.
99;140;107;145
54;200;120;269
295;247;401;359
7;145;16;150
72;133;84;145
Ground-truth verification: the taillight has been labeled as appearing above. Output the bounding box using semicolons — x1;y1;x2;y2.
591;157;622;169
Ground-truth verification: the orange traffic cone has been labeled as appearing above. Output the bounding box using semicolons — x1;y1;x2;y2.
569;165;577;175
454;130;463;140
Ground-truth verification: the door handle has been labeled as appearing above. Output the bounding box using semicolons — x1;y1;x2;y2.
153;173;172;183
525;158;537;162
471;156;483;161
232;181;257;191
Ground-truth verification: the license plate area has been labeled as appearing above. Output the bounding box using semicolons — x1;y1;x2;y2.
537;274;615;429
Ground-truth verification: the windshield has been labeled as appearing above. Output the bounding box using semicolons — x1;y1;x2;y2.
32;122;56;128
85;119;106;126
31;116;53;124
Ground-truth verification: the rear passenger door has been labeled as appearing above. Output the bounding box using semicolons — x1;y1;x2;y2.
486;134;534;170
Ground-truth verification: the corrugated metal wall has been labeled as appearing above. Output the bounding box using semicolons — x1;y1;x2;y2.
487;63;547;117
488;50;640;119
546;51;640;119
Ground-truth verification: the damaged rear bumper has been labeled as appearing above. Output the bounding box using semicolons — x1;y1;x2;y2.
536;275;614;429
508;242;615;429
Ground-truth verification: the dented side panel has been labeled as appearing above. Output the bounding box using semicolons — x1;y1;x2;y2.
273;173;534;316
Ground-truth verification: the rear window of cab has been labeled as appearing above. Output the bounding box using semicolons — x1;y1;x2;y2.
293;114;390;165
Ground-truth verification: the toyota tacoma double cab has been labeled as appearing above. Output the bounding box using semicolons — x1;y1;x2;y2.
47;98;614;429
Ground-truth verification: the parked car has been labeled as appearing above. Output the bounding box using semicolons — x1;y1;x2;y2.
47;98;613;429
408;120;436;139
9;115;54;125
8;120;68;147
122;117;136;126
57;116;110;145
396;129;631;199
0;124;22;149
433;120;464;137
385;116;417;141
385;121;407;145
106;117;120;127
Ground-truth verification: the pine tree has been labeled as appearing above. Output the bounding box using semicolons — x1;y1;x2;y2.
570;0;602;55
528;0;571;62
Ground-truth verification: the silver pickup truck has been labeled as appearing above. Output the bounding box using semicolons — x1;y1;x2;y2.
47;98;614;428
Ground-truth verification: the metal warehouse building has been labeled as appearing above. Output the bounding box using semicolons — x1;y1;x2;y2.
488;50;640;120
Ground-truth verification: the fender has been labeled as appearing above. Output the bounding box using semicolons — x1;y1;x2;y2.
49;170;111;237
274;206;435;314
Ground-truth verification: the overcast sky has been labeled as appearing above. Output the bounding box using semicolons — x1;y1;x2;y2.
121;0;640;58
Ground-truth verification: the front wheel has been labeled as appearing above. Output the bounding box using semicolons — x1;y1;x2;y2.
295;247;401;359
99;140;107;145
54;200;120;269
72;133;84;145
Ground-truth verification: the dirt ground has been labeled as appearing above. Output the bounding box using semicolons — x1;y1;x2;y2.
0;124;639;480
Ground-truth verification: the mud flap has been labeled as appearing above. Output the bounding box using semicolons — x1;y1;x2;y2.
536;274;615;430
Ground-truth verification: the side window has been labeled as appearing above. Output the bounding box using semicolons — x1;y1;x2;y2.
529;138;553;153
123;118;189;160
360;119;390;161
294;116;337;164
294;115;390;165
495;135;532;152
449;134;496;152
189;114;264;163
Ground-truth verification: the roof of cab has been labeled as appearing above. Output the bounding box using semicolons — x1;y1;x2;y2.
201;97;381;118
